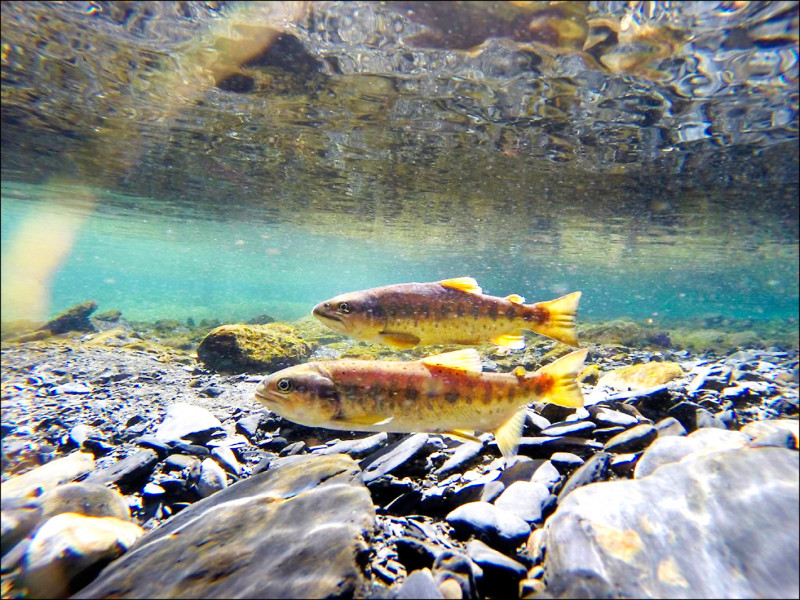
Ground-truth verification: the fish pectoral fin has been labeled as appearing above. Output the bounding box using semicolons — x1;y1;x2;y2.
343;414;395;426
504;293;526;304
422;349;483;373
378;331;421;348
491;333;526;350
494;408;528;459
443;429;482;444
438;277;483;295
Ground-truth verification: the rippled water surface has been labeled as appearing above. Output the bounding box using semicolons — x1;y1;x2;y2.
1;1;798;330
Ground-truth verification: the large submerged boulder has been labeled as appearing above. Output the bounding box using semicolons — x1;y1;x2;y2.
196;323;314;373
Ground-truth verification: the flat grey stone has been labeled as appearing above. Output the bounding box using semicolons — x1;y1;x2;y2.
590;407;639;428
434;441;483;476
550;452;584;470
517;436;603;458
154;403;223;444
360;433;430;483
316;432;388;458
446;502;530;552
1;452;95;502
603;424;657;453
466;539;526;596
73;454;375;599
84;450;159;489
540;421;596;438
530;460;561;488
197;458;228;498
543;447;799;599
210;446;242;476
557;452;611;505
494;481;551;524
395;568;444;599
22;513;143;599
654;416;688;437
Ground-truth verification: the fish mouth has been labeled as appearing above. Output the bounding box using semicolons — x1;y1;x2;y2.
312;304;347;329
254;380;284;412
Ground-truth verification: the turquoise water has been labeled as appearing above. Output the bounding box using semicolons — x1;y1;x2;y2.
1;2;798;331
2;178;797;326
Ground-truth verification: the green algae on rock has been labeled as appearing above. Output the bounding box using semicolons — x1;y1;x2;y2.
197;323;314;373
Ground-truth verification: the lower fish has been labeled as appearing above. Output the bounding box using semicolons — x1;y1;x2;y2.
312;277;581;350
254;347;588;459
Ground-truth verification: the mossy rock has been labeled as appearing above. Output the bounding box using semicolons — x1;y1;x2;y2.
579;319;650;346
597;361;686;391
197;323;315;373
290;315;349;344
578;363;601;384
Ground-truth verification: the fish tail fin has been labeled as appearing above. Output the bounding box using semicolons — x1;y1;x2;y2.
531;348;588;408
528;291;581;347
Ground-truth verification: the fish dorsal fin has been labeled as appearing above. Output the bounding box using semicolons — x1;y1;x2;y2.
438;277;483;295
504;293;526;304
422;349;483;373
491;333;526;350
494;408;528;459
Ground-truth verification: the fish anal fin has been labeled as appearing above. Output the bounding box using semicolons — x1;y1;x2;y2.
494;408;527;459
491;333;526;350
422;349;483;373
379;331;421;348
443;429;482;443
504;293;526;304
438;277;483;295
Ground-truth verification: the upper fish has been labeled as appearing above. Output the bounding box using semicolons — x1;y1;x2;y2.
312;277;581;349
254;347;588;459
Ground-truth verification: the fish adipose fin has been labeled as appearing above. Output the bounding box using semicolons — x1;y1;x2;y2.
535;348;588;408
422;349;483;373
530;291;582;347
438;277;483;295
443;429;482;443
379;331;421;348
491;332;526;350
504;293;526;304
494;408;528;459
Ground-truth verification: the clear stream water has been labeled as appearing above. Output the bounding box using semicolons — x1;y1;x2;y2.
1;1;798;333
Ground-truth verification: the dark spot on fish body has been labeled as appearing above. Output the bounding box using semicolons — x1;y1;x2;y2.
505;306;516;320
533;373;554;396
531;306;549;324
420;302;430;320
506;386;515;403
405;387;419;401
481;382;493;405
445;390;460;404
456;304;465;317
439;304;450;319
488;304;498;321
472;305;480;319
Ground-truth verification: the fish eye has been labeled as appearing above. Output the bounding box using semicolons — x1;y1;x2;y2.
276;378;293;393
338;302;351;313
